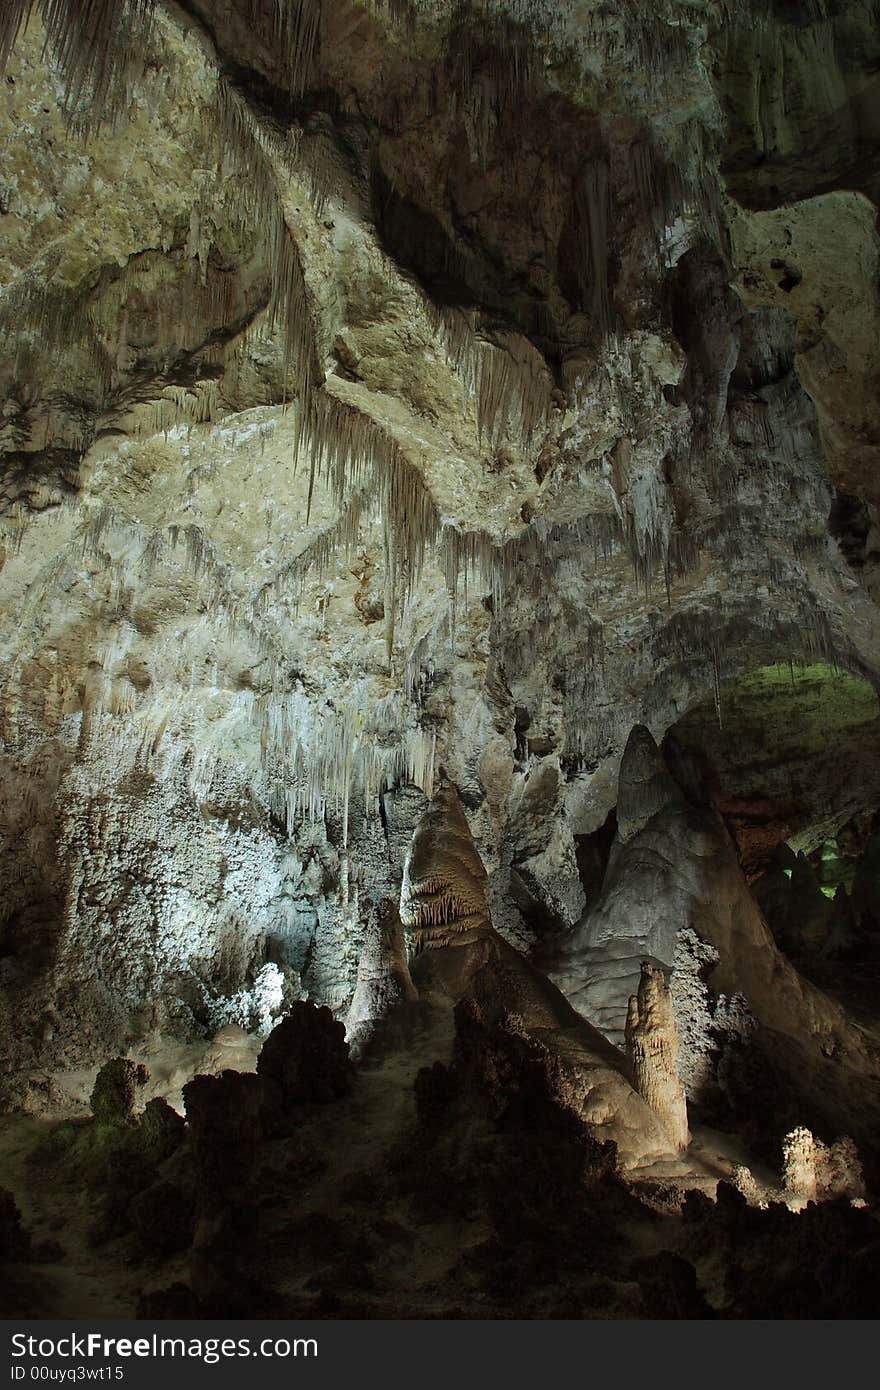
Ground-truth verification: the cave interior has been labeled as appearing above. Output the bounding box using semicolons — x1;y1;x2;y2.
1;0;880;1321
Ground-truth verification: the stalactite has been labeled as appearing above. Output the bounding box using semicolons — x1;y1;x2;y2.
289;390;441;646
0;1;35;69
214;78;318;404
4;243;243;430
1;1;158;132
243;0;322;95
573;161;611;334
99;246;240;362
712;641;723;728
67;506;287;688
366;0;416;28
0;13;321;413
255;483;374;617
404;628;442;706
365;0;701;123
476;331;553;446
629;119;728;271
126;380;223;439
382;505;396;666
260;683;436;844
441;510;622;629
429;305;553;449
6;474;443;849
652;594;859;697
1;505;31;557
0;277;105;385
77;501;118;559
441;9;539;168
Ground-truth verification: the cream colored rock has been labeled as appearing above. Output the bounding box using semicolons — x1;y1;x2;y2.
782;1127;866;1205
625;962;689;1153
400;782;493;950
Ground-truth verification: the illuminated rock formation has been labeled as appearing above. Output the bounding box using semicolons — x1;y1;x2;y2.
782;1126;866;1205
400;781;682;1169
551;722;880;1168
399;781;492;951
625;962;689;1152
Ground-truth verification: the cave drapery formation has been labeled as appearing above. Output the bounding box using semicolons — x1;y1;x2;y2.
2;0;880;1320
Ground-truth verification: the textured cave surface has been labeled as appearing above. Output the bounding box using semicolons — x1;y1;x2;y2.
2;0;880;1320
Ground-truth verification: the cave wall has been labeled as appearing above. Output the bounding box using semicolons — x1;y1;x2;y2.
1;0;880;1105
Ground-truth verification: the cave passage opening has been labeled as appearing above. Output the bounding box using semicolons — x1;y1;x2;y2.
663;661;880;1007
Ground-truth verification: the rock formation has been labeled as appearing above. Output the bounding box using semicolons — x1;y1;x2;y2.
89;1057;149;1127
550;721;880;1168
1;2;878;1102
0;0;879;1322
399;781;493;951
344;897;418;1058
782;1126;866;1205
401;780;682;1169
256;1000;352;1110
625;962;689;1152
547;723;690;1044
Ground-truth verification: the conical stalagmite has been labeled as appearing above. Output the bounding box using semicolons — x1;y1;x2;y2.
399;780;492;951
345;898;418;1059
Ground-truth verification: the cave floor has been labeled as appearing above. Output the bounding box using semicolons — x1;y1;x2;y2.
0;1008;789;1319
0;1111;184;1317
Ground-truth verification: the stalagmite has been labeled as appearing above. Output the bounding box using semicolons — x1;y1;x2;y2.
625;962;689;1153
616;723;683;842
399;781;492;951
782;1127;866;1205
344;898;418;1059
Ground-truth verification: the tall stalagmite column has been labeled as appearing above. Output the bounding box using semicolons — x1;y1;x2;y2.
625;961;690;1152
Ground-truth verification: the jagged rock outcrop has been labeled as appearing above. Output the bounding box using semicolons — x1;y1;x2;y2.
257;1000;352;1112
625;962;689;1152
182;1067;274;1314
183;1069;269;1201
0;1188;31;1263
90;1056;149;1127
